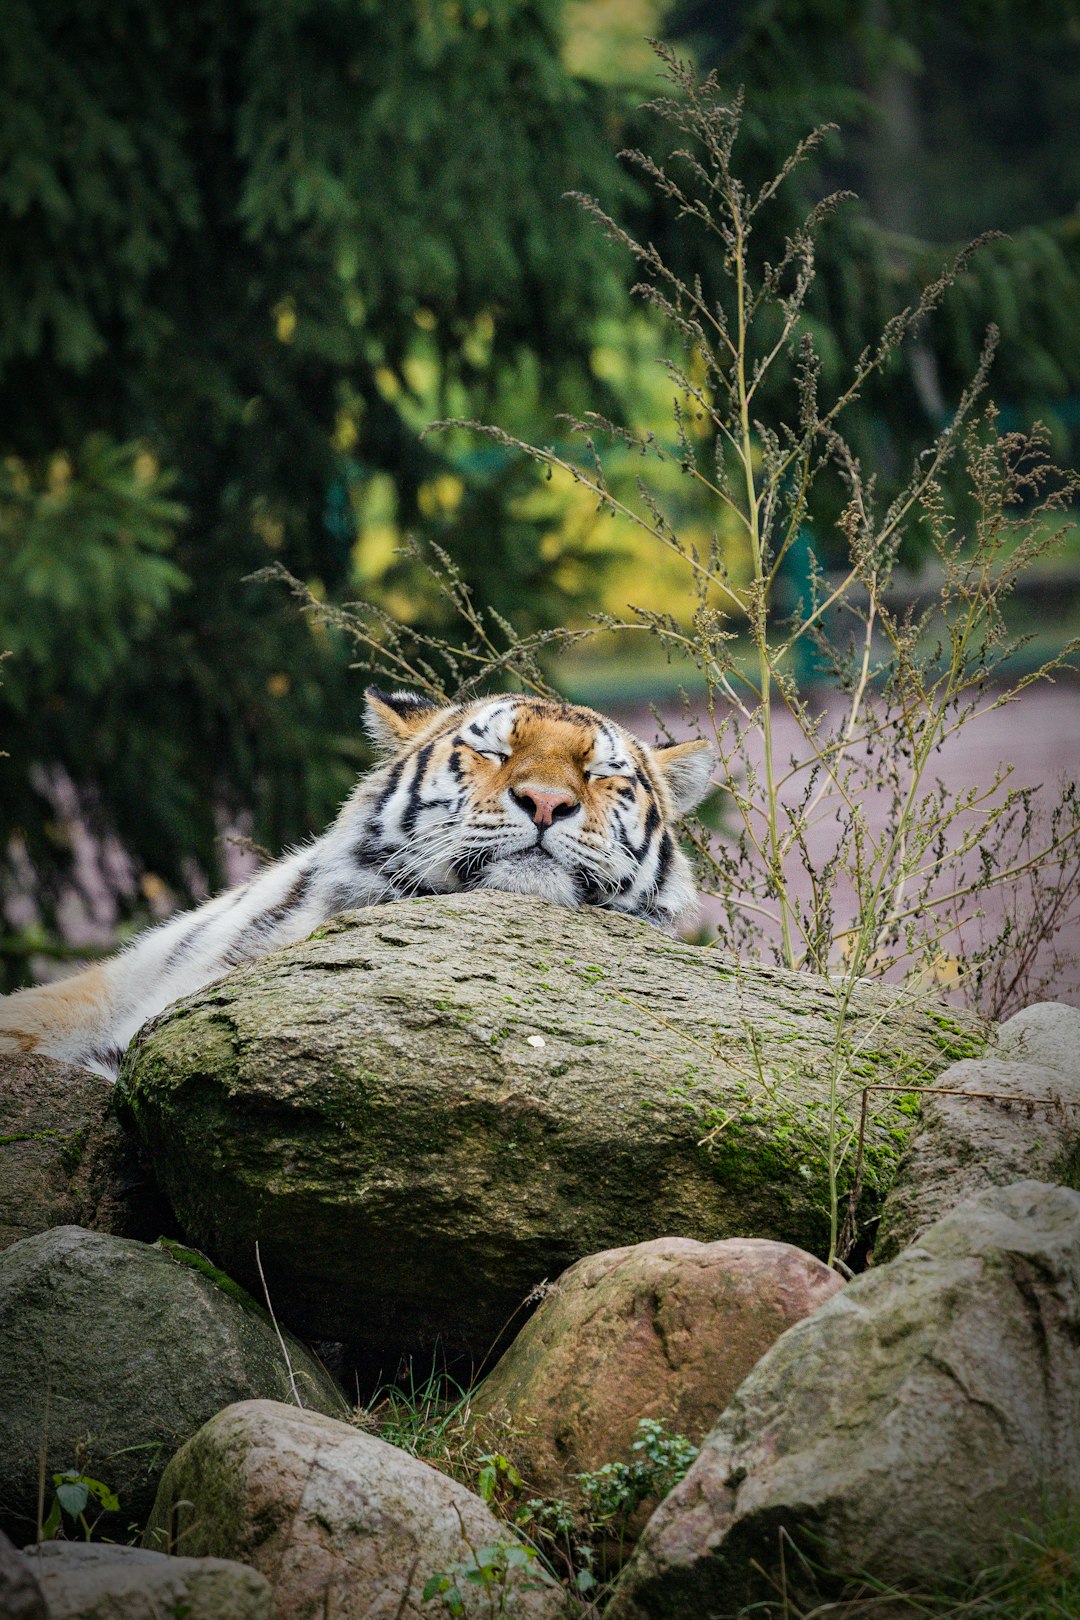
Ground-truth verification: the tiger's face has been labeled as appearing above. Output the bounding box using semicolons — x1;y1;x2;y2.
354;688;714;929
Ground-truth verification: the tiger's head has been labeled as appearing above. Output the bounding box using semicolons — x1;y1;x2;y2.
353;687;714;930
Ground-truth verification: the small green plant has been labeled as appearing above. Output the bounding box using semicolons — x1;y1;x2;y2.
357;1361;491;1484
374;1372;700;1612
509;1417;700;1603
476;1452;524;1509
40;1468;119;1541
423;1537;549;1618
574;1417;699;1533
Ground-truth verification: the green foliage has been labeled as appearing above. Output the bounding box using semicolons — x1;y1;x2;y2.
0;0;624;982
508;1416;702;1600
423;1537;552;1618
0;442;185;698
360;1363;480;1473
477;1452;524;1506
365;1369;701;1611
573;1417;699;1534
40;1468;119;1542
649;0;1080;554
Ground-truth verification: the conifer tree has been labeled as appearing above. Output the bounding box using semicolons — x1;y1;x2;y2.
0;0;621;979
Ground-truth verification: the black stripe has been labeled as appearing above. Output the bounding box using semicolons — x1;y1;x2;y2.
222;867;314;966
399;743;434;835
373;757;408;831
654;829;675;891
577;870;607;906
252;867;313;932
352;833;386;867
162;908;217;972
166;881;251;971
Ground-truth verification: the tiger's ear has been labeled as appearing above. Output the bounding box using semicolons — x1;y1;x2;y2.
653;738;715;815
364;687;445;751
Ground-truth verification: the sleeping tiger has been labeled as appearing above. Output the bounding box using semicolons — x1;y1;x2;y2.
0;687;714;1080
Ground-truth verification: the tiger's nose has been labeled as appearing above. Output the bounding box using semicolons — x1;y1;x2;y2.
509;786;579;829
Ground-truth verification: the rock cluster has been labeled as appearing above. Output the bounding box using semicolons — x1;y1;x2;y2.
4;896;1078;1619
0;1225;343;1545
609;1180;1080;1617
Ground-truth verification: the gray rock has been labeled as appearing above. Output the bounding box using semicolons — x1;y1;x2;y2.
116;892;983;1365
0;1054;165;1251
0;1530;46;1620
22;1542;272;1620
608;1181;1080;1619
472;1236;843;1501
995;999;1080;1079
875;1045;1080;1260
144;1398;566;1619
0;1226;345;1545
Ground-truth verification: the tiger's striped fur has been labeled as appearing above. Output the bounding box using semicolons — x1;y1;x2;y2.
0;688;714;1079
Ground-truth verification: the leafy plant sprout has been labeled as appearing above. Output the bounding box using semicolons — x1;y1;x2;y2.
39;1467;119;1542
262;45;1079;1265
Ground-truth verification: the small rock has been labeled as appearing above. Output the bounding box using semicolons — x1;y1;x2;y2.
472;1236;843;1498
995;1000;1080;1079
875;1045;1080;1261
608;1181;1080;1619
144;1398;566;1619
0;1054;167;1251
0;1227;344;1545
22;1541;272;1620
0;1530;46;1620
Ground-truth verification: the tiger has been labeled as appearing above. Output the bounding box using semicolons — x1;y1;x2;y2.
0;687;714;1080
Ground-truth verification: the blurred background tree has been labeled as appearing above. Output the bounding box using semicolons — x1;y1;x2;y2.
1;0;1078;983
660;0;1080;507
0;0;624;981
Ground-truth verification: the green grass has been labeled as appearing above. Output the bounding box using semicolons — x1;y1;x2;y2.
746;1503;1080;1619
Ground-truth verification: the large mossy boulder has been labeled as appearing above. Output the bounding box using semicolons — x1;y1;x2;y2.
608;1181;1080;1619
117;893;983;1367
0;1227;344;1545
